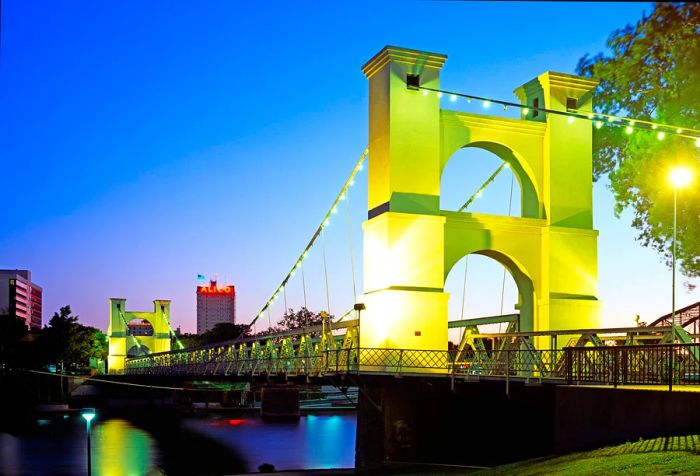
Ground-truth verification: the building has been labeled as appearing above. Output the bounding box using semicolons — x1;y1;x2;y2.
0;269;42;330
127;320;154;336
197;280;236;334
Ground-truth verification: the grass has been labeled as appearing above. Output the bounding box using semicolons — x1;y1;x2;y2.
475;434;700;475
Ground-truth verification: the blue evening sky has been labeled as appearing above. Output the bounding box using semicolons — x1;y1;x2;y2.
2;1;697;333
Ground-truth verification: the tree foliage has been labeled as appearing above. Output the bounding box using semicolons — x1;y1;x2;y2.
38;306;107;371
259;307;326;335
577;3;700;276
0;313;28;366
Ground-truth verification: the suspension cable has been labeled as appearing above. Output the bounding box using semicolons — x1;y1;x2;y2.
499;172;516;333
117;308;147;354
321;228;332;315
459;256;469;343
301;260;309;329
458;162;509;212
283;285;288;314
345;189;358;302
249;148;368;328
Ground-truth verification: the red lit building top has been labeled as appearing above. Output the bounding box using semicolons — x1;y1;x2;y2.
196;280;236;334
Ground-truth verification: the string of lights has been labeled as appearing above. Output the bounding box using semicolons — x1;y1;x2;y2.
458;162;510;212
248;148;368;330
414;86;700;146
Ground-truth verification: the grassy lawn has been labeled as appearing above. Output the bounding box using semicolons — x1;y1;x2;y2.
475;434;700;475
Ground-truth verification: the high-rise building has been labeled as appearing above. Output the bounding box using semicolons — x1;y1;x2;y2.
0;269;43;330
196;280;236;334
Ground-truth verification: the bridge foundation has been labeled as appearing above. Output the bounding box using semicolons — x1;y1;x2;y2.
355;376;700;470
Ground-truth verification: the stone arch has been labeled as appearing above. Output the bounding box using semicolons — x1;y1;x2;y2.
127;318;154;336
440;140;541;219
360;45;601;353
127;344;151;357
107;299;172;373
444;248;535;333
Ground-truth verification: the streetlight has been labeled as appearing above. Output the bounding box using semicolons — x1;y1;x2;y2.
81;408;96;476
669;166;693;342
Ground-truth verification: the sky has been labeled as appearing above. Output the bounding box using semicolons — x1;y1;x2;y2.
1;1;698;333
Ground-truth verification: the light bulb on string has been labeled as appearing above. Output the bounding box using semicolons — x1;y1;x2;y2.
437;92;443;99
625;126;633;135
607;117;614;123
331;206;338;214
522;108;529;115
676;128;683;134
587;113;594;119
652;124;658;130
450;94;457;102
595;121;603;129
568;117;575;124
482;100;490;108
422;90;429;96
695;138;700;147
657;131;665;140
358;162;364;171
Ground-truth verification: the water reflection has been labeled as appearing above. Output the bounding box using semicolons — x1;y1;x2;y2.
93;419;161;476
0;416;162;475
0;412;356;474
185;413;357;472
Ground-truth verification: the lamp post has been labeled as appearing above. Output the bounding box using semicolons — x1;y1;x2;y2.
81;408;96;476
669;166;693;343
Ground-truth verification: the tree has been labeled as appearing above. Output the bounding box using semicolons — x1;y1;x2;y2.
197;323;251;346
577;3;700;276
258;307;327;336
0;313;28;367
39;306;107;371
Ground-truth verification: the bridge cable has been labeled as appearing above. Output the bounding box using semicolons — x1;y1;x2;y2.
458;162;509;212
345;189;358;302
498;172;516;333
301;260;309;329
459;256;469;343
321;228;332;316
283;285;288;314
415;85;700;145
117;308;148;355
163;307;185;350
248;148;368;330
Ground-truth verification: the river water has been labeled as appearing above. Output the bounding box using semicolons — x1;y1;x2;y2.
0;412;357;475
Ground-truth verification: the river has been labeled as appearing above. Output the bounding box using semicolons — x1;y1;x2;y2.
0;412;357;475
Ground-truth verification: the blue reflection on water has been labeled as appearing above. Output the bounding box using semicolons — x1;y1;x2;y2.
0;412;356;474
185;413;357;472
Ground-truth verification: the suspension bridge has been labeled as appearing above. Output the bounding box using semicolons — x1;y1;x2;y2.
106;45;700;386
98;45;700;468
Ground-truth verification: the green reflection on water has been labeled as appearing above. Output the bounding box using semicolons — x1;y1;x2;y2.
93;419;162;476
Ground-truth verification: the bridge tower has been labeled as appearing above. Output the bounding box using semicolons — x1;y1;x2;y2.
359;46;601;351
107;298;172;373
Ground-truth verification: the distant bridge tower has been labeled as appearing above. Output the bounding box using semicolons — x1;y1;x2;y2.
107;298;172;373
359;46;601;351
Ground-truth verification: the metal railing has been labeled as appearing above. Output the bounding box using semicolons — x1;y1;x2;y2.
125;343;700;391
565;343;700;390
125;346;567;379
